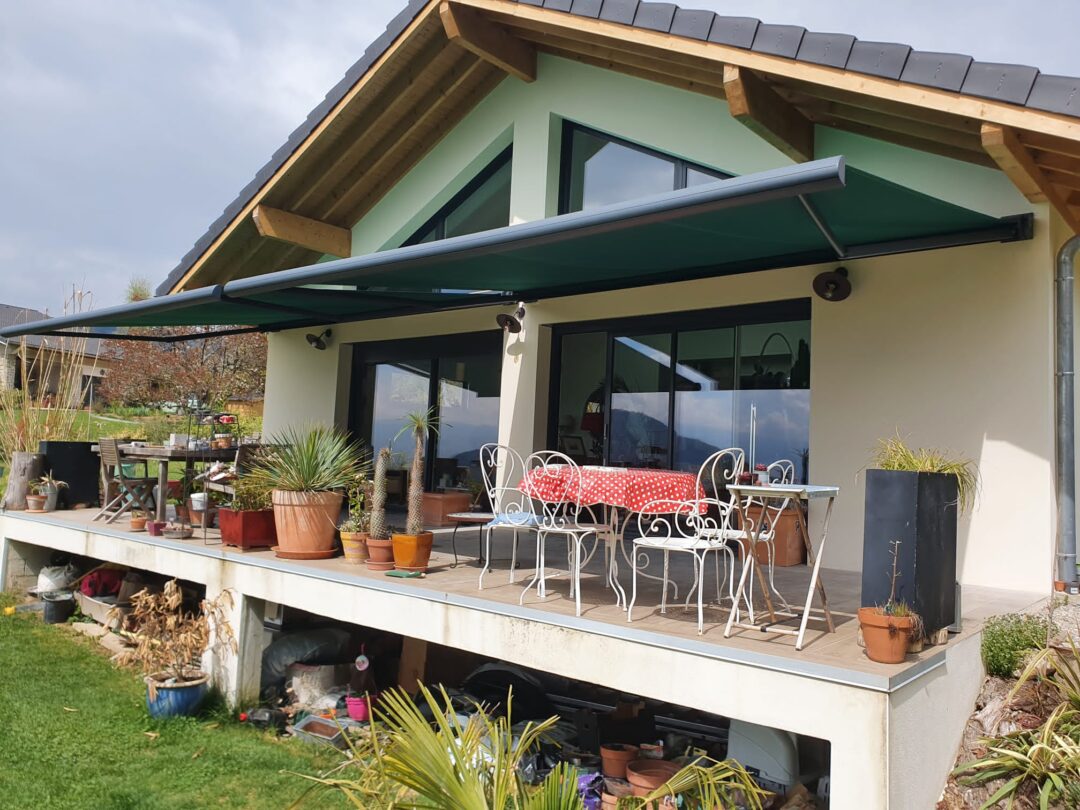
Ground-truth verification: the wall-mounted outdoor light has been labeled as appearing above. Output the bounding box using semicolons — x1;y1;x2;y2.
496;303;526;334
812;267;851;302
305;328;332;350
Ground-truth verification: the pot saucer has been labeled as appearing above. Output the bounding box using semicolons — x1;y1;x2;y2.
271;546;338;560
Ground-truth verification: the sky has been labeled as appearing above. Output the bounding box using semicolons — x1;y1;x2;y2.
1;1;1078;315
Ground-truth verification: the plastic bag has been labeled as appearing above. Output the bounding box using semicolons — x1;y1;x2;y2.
37;563;78;593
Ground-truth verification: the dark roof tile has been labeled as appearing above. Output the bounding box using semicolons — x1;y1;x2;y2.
669;8;714;40
598;0;639;25
518;0;544;5
900;51;972;92
846;40;911;79
751;24;805;59
1028;74;1080;116
633;2;677;32
796;32;855;68
569;0;603;16
543;0;574;10
706;16;759;48
961;62;1040;106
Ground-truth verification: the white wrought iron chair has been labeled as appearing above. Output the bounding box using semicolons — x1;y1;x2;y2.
477;443;539;589
519;451;599;617
626;447;746;634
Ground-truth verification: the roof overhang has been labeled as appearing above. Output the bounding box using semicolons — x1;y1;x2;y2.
2;157;1031;342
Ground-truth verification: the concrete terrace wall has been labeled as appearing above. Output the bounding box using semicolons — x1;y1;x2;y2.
263;54;1055;593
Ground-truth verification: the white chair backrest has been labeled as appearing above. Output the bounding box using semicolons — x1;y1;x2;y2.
696;447;746;504
479;444;534;525
523;450;587;530
745;458;797;536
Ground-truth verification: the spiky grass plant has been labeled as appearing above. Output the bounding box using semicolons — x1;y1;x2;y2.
247;425;369;493
395;409;437;536
369;448;391;541
872;433;979;515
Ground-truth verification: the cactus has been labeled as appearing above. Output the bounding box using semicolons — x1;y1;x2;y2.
406;422;425;535
370;447;390;540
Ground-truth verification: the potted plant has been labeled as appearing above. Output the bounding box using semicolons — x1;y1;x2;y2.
338;478;371;564
247;425;368;560
109;579;236;718
366;448;395;571
34;472;68;512
858;540;924;664
129;509;148;531
218;478;276;550
392;410;437;572
861;435;978;640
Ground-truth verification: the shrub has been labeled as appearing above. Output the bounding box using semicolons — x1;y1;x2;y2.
981;613;1052;678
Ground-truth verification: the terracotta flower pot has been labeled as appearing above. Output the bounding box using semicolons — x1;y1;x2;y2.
365;538;395;571
25;494;47;511
626;759;680;799
271;490;342;558
392;531;434;572
129;515;148;531
858;607;917;664
340;531;370;563
601;744;640;779
219;508;276;550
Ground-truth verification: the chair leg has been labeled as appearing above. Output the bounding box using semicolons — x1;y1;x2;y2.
478;526;492;590
573;533;583;617
660;550;670;615
627;543;639;623
696;552;705;634
509;529;519;584
520;531;543;605
451;523;460;568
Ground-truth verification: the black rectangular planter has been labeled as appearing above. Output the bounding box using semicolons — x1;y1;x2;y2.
861;469;958;636
39;440;100;508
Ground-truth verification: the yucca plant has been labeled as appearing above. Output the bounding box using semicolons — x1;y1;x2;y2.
872;433;979;515
370;447;391;541
247;425;368;493
394;409;438;536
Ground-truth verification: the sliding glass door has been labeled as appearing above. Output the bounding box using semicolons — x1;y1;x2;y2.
551;302;811;480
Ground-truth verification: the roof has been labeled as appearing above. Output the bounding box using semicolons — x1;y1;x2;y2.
0;303;103;355
156;0;1080;296
8;158;1031;341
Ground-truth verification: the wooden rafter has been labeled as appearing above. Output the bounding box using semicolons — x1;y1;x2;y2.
723;66;813;162
252;205;351;257
982;124;1080;231
440;1;535;82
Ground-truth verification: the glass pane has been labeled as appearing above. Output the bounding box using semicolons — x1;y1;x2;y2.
444;159;512;239
610;333;672;468
435;354;502;489
685;165;730;186
673;328;736;472
370;361;431;469
735;322;811;482
565;128;676;212
555;332;607;464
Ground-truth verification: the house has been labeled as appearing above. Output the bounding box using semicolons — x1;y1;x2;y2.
3;1;1080;805
0;303;108;406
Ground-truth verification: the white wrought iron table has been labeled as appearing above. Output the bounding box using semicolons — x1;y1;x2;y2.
724;483;838;650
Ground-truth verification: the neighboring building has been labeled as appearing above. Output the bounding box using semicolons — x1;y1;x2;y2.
5;2;1080;806
0;303;108;405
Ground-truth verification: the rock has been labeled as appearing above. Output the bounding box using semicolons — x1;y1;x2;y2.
71;622;107;639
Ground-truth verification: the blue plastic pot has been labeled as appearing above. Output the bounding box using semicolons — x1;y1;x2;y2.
145;673;209;718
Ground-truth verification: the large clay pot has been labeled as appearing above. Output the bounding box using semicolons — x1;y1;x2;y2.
341;531;369;563
601;744;640;779
858;607;916;664
219;508;276;550
271;490;342;559
626;760;679;799
392;532;434;572
365;538;395;571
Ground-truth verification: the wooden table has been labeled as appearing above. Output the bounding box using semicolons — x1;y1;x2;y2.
116;445;237;523
725;483;838;650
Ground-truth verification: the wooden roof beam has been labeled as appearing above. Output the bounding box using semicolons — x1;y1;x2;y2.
982;124;1080;231
723;66;813;163
252;205;351;258
440;1;536;83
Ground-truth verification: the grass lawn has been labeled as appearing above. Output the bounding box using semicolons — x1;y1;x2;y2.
0;594;346;810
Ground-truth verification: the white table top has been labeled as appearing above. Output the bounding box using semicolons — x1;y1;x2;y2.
728;483;839;500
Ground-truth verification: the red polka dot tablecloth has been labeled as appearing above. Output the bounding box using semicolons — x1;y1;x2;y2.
519;465;706;515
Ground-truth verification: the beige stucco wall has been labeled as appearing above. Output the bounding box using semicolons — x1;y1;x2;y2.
263;54;1056;594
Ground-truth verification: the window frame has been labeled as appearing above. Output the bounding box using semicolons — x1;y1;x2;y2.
557;121;731;215
546;299;811;470
402;146;514;246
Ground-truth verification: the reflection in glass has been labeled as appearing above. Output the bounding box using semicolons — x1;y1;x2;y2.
370;361;431;468
685;166;729;186
555;332;607;463
610;333;672;467
565;128;675;212
673;328;736;472
435;354;502;487
444;160;512;239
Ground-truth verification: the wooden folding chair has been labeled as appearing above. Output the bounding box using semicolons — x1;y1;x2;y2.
94;439;156;523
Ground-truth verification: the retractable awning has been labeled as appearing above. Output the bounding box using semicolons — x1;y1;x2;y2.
0;156;1030;341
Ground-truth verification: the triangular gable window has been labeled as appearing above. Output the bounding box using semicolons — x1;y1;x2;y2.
404;147;512;246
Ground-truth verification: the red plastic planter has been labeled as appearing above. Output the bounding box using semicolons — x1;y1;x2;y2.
219;508;276;549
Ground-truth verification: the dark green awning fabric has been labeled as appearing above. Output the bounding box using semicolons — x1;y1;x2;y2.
0;157;1030;339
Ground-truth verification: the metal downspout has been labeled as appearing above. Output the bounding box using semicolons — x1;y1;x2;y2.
1056;235;1080;587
